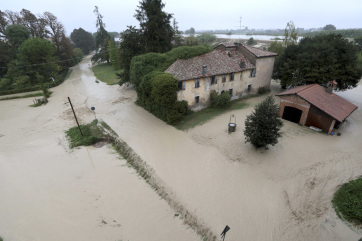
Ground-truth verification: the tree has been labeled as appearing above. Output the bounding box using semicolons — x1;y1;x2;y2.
196;33;216;45
42;12;64;55
58;34;75;68
0;10;9;37
73;48;84;64
190;27;195;36
15;37;59;84
92;6;111;63
4;24;30;50
134;0;174;53
70;28;95;55
323;24;336;31
283;21;298;47
247;37;255;45
172;18;182;46
244;96;283;148
268;41;285;65
19;9;48;38
274;34;362;90
0;40;13;77
118;26;145;83
108;40;120;70
354;36;362;51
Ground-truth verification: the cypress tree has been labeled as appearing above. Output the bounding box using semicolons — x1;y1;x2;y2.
244;96;283;148
134;0;174;53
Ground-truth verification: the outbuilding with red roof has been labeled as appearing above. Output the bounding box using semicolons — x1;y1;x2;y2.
276;81;358;134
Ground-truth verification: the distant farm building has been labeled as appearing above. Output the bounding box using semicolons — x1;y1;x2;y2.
276;81;358;134
165;43;277;111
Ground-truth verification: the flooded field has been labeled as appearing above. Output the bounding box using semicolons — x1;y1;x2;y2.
1;55;361;241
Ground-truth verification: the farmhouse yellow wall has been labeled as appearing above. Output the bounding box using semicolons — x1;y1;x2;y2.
177;71;258;111
254;57;275;90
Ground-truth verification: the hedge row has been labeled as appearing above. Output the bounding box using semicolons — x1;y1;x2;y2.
130;46;212;124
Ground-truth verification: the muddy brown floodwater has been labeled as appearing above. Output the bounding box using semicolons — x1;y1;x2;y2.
1;55;361;241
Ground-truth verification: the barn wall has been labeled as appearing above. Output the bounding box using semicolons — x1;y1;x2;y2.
305;105;335;133
279;95;310;125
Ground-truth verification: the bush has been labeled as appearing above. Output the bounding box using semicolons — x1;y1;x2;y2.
257;86;270;95
333;178;362;225
209;90;218;107
175;100;189;115
216;91;231;108
151;73;178;110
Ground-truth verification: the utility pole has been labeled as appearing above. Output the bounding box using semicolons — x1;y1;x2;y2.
68;97;83;136
235;17;245;41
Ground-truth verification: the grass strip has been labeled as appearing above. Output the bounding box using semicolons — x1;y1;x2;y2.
66;120;107;148
92;63;122;85
0;92;45;101
332;177;362;227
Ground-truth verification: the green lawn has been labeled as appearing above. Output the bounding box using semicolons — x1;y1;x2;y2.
175;100;249;130
92;63;122;85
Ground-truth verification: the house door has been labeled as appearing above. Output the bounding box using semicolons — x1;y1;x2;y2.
282;106;303;124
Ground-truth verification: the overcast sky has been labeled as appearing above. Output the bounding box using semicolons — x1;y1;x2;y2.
2;0;362;35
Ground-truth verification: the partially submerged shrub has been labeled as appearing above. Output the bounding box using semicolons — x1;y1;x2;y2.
257;86;270;95
209;90;218;107
216;91;231;108
333;178;362;225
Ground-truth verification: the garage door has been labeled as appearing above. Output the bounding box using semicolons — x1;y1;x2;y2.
282;106;303;124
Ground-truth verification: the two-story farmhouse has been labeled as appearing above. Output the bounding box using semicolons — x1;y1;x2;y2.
165;43;277;111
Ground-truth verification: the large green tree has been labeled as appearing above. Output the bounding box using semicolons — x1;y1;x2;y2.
92;6;111;63
14;37;59;84
118;26;145;84
134;0;174;53
4;24;30;50
244;96;283;148
274;34;362;90
70;28;95;55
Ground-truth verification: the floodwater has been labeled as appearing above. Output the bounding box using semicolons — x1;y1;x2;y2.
0;57;200;241
1;55;362;241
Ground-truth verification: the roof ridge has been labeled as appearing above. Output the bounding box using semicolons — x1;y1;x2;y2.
297;84;319;93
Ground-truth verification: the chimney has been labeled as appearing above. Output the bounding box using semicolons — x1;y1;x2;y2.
326;80;337;94
202;65;207;75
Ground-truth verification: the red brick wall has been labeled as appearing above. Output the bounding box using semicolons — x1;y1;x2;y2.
305;105;335;133
279;95;310;125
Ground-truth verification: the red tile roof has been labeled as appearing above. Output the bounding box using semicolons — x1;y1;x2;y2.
276;84;358;122
240;44;278;58
165;50;254;81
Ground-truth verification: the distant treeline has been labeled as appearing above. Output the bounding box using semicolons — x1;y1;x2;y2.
191;29;362;38
303;29;362;38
